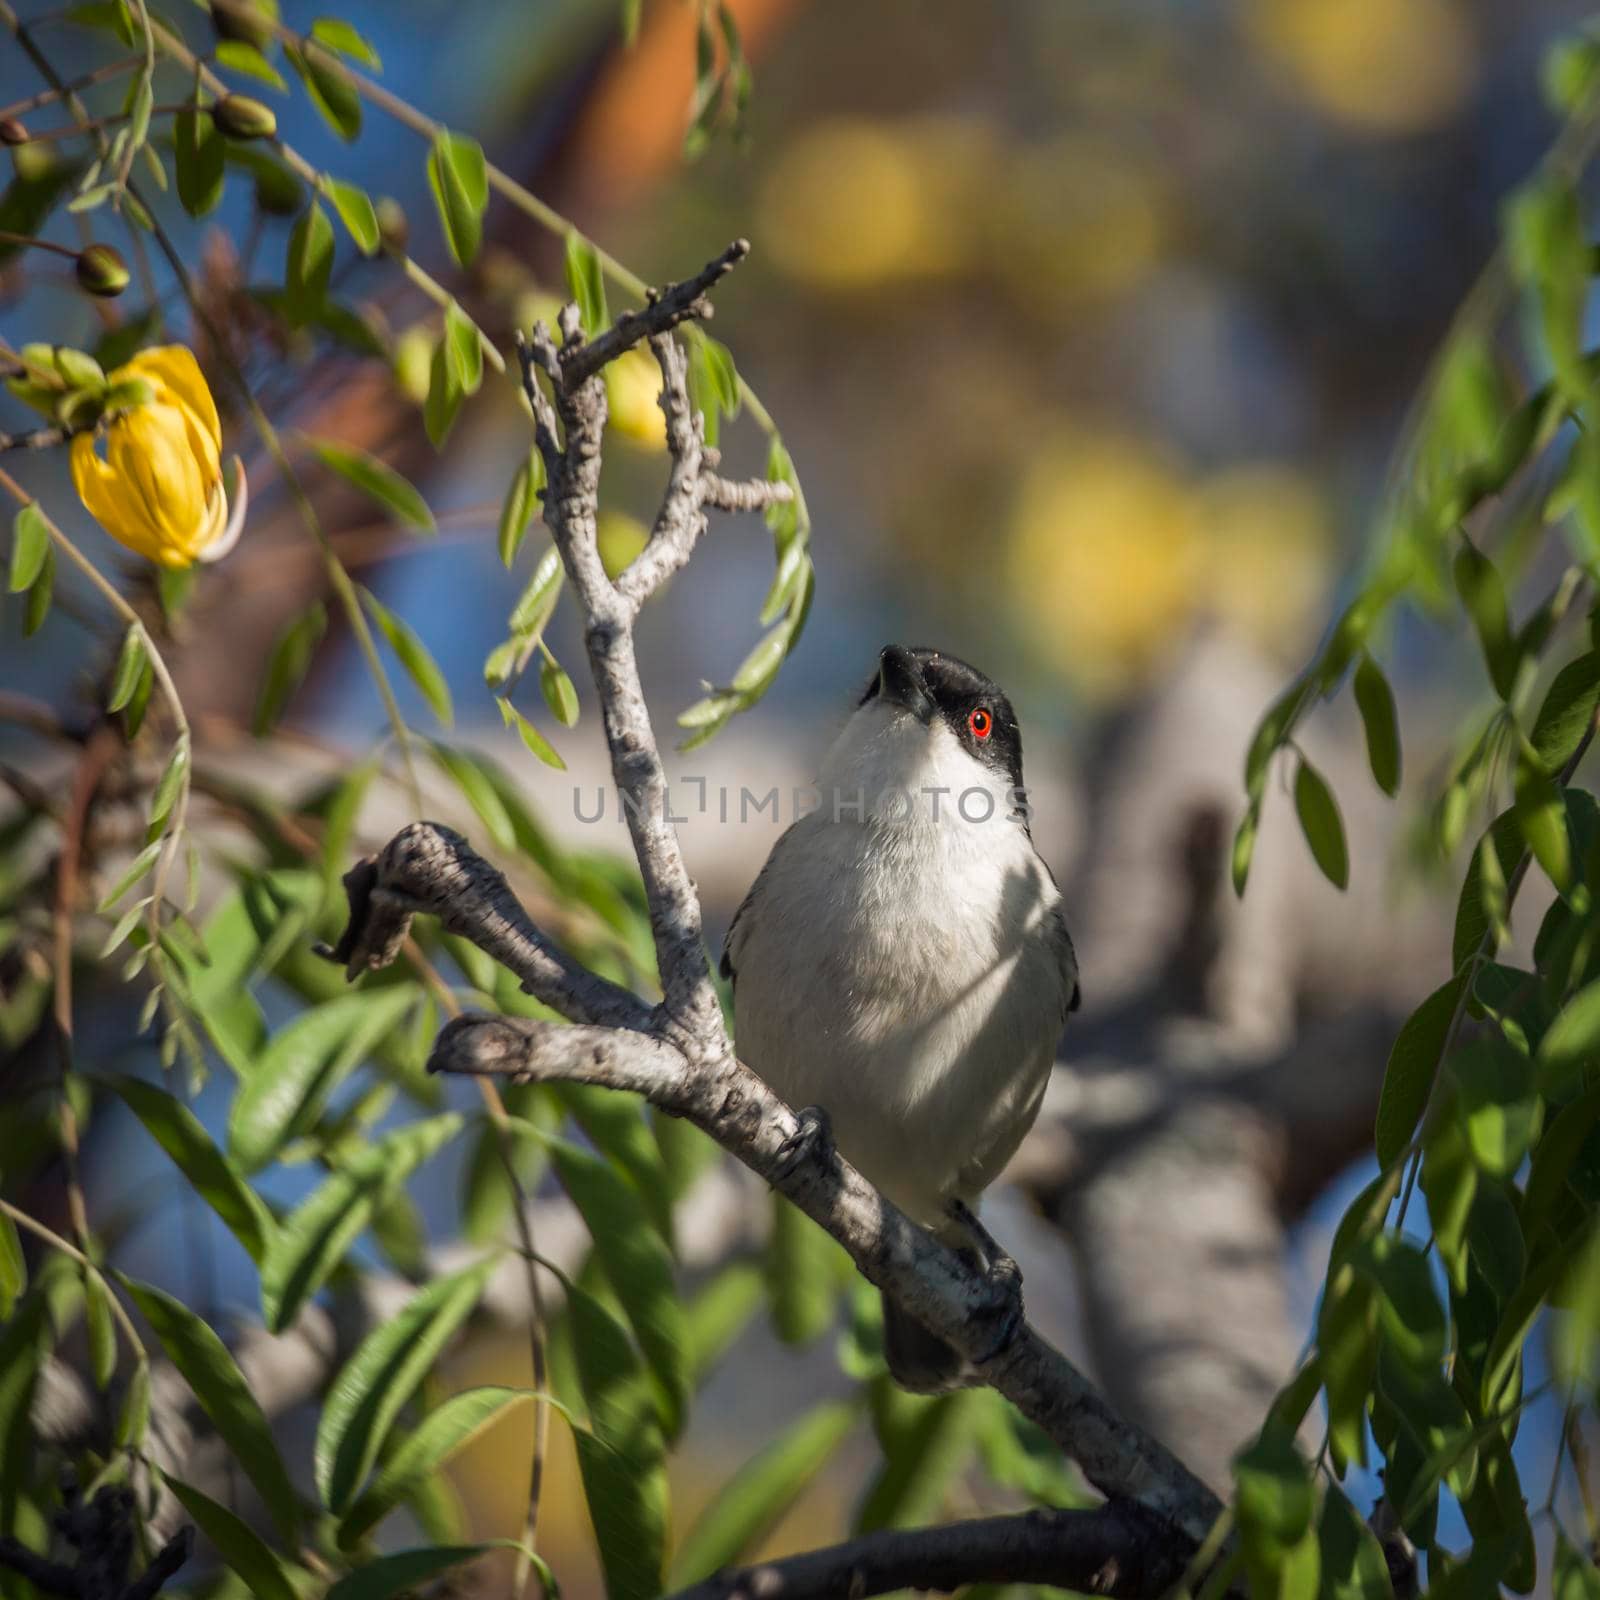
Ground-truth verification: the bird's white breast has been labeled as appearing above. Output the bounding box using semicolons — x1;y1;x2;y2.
729;715;1070;1226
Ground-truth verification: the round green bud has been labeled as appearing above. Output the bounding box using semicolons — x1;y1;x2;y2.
210;0;278;49
213;94;277;140
375;196;408;252
74;244;130;298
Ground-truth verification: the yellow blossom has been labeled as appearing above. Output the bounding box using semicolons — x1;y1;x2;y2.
70;346;246;568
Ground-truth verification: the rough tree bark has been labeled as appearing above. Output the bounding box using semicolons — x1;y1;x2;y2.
323;243;1232;1595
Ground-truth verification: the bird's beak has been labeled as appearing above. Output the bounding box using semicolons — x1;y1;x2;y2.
877;645;936;725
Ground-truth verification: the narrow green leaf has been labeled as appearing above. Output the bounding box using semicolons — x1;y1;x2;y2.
253;600;327;736
540;656;579;726
502;702;565;771
510;545;564;634
84;1268;116;1388
767;1192;842;1345
1359;1234;1447;1372
326;1546;491;1600
228;987;417;1172
257;1113;463;1333
1234;1429;1316;1548
310;438;434;532
9;504;48;593
1353;655;1401;797
1514;754;1570;890
361;586;452;725
123;1278;301;1538
317;1257;496;1513
426;131;488;266
857;1389;982;1533
148;737;190;834
215;39;287;90
167;1477;300;1600
22;539;52;635
429;741;517;846
1454;541;1518;700
1375;973;1467;1168
671;1400;855;1583
0;1209;23;1319
287;42;362;139
423;337;463;447
564;231;608;336
309;18;381;69
444;299;484;396
286;200;334;322
106;625;148;713
1232;802;1260;897
1532;651;1600;773
115;1358;150;1449
1540;975;1600;1090
339;1385;533;1544
174;105;224;217
552;1139;690;1438
1294;756;1349;890
497;450;545;567
103;1073;275;1262
684;1261;764;1380
323;177;380;254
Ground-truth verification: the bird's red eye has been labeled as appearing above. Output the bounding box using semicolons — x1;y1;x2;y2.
969;708;992;740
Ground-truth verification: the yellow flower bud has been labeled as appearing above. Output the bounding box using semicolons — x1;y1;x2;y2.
70;346;246;569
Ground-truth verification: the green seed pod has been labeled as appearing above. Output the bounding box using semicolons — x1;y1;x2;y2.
211;0;278;49
74;244;130;298
213;94;277;140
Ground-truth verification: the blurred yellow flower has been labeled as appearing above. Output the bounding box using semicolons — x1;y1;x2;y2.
604;347;667;451
597;508;650;579
1007;428;1331;700
1241;0;1476;135
70;347;245;568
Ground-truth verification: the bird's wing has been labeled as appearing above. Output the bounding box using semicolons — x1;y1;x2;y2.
1048;900;1081;1016
719;823;799;986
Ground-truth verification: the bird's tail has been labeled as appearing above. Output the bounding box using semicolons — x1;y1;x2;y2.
881;1292;964;1393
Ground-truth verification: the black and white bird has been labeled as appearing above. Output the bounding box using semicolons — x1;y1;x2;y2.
721;644;1079;1389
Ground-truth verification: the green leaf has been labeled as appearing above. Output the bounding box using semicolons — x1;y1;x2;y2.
510;545;565;634
1555;1532;1600;1600
361;586;452;725
1359;1234;1447;1372
22;539;52;635
228;988;417;1172
123;1277;300;1538
566;1277;669;1600
327;1547;492;1600
1453;809;1520;969
1514;754;1570;891
857;1388;982;1533
286;200;334;322
339;1385;534;1544
1421;1119;1478;1292
498;449;545;567
0;1208;23;1319
540;656;579;727
423;336;463;447
1454;541;1518;700
253;600;327;736
767;1192;843;1345
564;231;608;336
287;42;362;140
430;741;517;847
9;504;48;593
1236;1430;1316;1551
1450;1043;1538;1179
551;1138;690;1438
323;177;380;255
1375;972;1467;1168
257;1113;463;1333
309;438;434;533
501;702;565;770
1532;651;1600;773
103;1073;274;1262
671;1400;857;1583
1318;1486;1394;1600
426;130;488;266
167;1477;300;1600
1352;655;1401;797
215;39;287;90
1232;802;1260;897
1540;975;1600;1090
174;105;224;217
84;1268;115;1388
684;1261;764;1380
1294;757;1349;890
444;299;484;396
105;625;147;714
116;1357;150;1449
317;1256;496;1513
310;17;381;69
